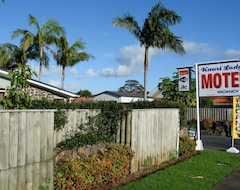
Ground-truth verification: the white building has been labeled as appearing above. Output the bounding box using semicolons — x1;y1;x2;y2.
93;91;154;103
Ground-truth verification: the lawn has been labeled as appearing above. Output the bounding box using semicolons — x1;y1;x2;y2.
114;150;240;190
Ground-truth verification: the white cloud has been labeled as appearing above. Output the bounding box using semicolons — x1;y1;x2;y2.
86;41;240;79
183;41;240;60
223;49;240;57
183;41;216;57
99;67;115;77
86;68;99;77
115;64;131;76
86;44;162;78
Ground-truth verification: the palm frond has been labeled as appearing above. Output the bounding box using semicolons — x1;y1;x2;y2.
113;13;141;40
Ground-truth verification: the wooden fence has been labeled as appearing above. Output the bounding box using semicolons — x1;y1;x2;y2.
0;108;234;171
53;108;180;173
0;108;179;174
186;108;233;121
53;109;99;147
115;109;180;173
0;110;54;170
0;160;53;190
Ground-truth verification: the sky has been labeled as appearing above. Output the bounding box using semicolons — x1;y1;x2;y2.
1;1;240;95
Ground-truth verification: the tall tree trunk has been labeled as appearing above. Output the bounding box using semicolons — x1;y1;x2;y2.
39;46;43;81
39;62;42;81
144;47;149;100
61;66;65;89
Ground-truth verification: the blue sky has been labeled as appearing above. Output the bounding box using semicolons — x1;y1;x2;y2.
1;1;240;95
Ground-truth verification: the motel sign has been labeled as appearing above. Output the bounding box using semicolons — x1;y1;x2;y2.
198;61;240;97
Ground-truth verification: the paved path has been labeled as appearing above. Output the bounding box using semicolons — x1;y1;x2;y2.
201;135;240;151
212;168;240;190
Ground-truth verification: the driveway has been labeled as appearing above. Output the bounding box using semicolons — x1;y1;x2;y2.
201;135;240;152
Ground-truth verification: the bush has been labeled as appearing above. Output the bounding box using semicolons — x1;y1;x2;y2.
201;118;214;130
54;144;134;190
179;137;196;156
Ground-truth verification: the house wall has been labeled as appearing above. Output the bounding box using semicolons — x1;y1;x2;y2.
0;78;69;101
26;86;65;101
0;78;10;88
93;94;118;102
120;97;144;103
94;94;153;103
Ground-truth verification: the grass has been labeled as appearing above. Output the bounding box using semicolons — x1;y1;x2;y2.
114;150;240;190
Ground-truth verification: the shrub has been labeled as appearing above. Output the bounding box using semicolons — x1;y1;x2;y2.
0;63;37;109
201;118;214;130
179;137;196;156
54;144;134;190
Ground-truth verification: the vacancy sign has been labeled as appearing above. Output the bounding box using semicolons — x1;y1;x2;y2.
232;96;240;139
178;68;191;91
198;61;240;97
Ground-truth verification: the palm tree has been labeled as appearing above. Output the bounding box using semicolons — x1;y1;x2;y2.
0;44;11;69
12;14;65;81
52;36;93;89
113;2;185;100
0;43;36;69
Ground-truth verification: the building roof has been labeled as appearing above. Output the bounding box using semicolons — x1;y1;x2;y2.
148;87;163;99
94;91;145;98
0;68;79;99
73;96;93;103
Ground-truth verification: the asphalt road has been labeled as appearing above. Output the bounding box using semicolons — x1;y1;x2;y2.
201;135;240;152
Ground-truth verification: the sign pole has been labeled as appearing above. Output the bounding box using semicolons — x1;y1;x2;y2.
195;63;204;151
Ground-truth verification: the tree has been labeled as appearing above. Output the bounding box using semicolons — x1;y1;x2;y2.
12;14;65;81
113;2;185;100
158;72;196;107
0;42;37;70
0;63;37;109
76;89;92;97
0;44;11;69
118;79;144;93
158;72;213;108
52;36;93;89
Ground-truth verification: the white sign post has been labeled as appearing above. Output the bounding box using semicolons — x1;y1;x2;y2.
196;59;240;152
195;63;204;150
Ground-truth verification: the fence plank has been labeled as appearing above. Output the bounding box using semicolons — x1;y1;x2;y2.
53;109;99;146
9;112;18;168
0;110;55;171
0;169;8;190
129;109;179;173
33;111;41;163
47;111;54;160
125;113;131;147
26;112;34;164
40;112;48;161
186;108;233;121
0;112;10;170
18;112;26;167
